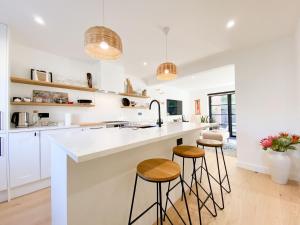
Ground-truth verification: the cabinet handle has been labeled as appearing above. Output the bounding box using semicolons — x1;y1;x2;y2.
0;137;2;157
0;111;2;131
34;132;37;136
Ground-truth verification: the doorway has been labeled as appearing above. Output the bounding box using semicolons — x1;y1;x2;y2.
208;91;236;137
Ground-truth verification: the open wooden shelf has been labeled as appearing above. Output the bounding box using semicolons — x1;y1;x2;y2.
11;102;95;107
119;93;150;99
11;76;97;92
121;106;149;109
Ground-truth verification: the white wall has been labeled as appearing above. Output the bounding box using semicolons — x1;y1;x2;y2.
189;84;235;116
148;85;192;122
171;36;300;180
296;20;300;111
9;42;192;125
235;37;299;176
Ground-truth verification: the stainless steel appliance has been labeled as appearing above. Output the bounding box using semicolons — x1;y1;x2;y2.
11;112;30;128
104;121;129;128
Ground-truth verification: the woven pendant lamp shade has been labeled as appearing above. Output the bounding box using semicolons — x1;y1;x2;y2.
156;62;177;80
84;26;123;60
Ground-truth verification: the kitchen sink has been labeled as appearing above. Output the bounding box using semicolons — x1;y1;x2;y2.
123;124;157;129
138;125;157;129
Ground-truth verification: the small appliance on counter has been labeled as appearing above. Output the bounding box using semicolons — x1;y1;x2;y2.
104;121;129;128
11;112;30;128
182;115;189;122
77;99;93;104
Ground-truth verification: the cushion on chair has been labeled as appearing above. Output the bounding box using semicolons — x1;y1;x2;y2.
202;130;229;142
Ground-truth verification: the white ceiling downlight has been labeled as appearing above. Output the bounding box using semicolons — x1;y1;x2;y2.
33;15;45;25
226;20;235;29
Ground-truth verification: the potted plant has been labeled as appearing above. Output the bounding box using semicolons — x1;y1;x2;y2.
260;133;300;184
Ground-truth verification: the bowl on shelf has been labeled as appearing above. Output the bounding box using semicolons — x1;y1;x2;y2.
122;98;130;106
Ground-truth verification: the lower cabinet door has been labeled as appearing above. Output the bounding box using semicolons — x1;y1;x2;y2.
9;131;40;187
0;134;7;191
40;131;51;179
40;128;85;179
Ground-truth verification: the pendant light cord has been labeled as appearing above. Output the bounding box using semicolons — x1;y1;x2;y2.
163;27;170;61
165;31;168;61
102;0;105;25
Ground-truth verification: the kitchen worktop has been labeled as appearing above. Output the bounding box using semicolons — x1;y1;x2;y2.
48;122;211;163
8;121;128;132
50;121;210;225
8;124;82;133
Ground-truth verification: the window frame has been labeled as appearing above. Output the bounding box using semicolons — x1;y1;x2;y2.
208;91;236;137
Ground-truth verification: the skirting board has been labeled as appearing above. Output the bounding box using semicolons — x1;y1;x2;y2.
237;161;300;182
10;178;50;200
0;190;8;202
236;161;269;174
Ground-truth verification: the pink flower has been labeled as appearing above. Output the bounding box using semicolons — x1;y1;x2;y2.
279;132;289;137
291;135;300;144
260;138;273;149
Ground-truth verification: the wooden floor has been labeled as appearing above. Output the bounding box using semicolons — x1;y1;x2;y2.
0;152;299;225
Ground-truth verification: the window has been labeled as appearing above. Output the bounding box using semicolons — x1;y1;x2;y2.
209;91;236;137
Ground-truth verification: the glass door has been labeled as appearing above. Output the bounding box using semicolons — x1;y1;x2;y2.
209;91;236;137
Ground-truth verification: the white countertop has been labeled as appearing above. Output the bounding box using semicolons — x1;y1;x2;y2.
8;124;82;133
48;122;210;163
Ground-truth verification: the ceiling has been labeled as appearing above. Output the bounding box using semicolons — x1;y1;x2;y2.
0;0;300;80
159;64;235;91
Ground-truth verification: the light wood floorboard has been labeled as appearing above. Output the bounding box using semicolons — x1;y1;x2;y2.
0;152;299;225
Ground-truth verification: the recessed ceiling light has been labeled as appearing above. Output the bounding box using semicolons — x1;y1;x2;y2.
143;62;148;66
226;20;235;29
34;15;45;25
191;76;195;79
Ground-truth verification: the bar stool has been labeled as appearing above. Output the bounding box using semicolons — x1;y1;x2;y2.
128;158;192;225
195;139;231;210
164;146;217;225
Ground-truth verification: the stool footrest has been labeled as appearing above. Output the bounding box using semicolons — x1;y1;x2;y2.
129;202;157;225
166;178;217;217
165;196;186;224
185;179;217;217
199;166;231;193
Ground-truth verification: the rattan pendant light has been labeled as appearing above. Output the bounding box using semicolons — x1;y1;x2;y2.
84;0;123;60
156;27;177;80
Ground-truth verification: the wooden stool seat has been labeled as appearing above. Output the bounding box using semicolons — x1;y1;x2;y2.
173;145;205;158
137;158;181;182
197;139;223;147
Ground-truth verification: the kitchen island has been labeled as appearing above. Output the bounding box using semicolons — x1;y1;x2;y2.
49;122;211;225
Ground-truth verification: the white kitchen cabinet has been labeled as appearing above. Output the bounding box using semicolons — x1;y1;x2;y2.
0;24;9;195
98;61;124;93
0;134;7;191
40;131;51;179
0;24;8;132
40;128;86;179
9;131;40;187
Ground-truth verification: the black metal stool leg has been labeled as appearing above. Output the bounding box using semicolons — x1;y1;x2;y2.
181;157;185;201
189;144;203;195
193;158;202;225
189;144;199;193
199;145;205;184
180;175;192;225
128;174;138;225
215;147;225;210
203;156;217;216
158;182;163;225
220;146;231;193
157;183;159;225
163;153;175;221
199;157;204;183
